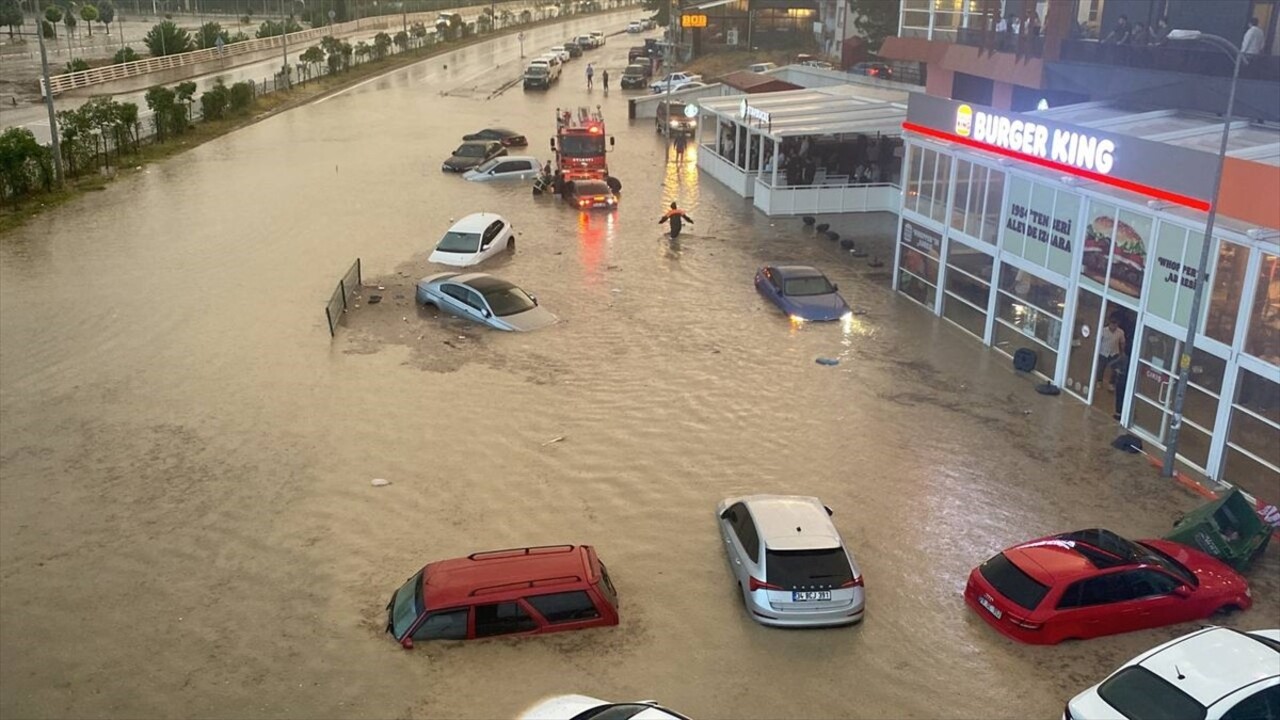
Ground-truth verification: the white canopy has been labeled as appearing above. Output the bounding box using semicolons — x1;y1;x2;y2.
697;85;910;140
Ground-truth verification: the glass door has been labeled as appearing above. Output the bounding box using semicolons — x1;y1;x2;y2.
1130;325;1182;447
1065;288;1104;403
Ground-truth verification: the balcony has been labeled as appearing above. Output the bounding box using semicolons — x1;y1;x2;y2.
1058;39;1280;82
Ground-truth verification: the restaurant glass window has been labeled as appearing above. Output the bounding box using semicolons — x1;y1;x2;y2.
899;218;942;309
1001;175;1032;257
943;240;994;339
1205;240;1249;345
1081;199;1116;293
1222;367;1280;500
901;0;931;38
982;168;1005;245
1147;222;1206;331
964;163;989;239
1244;251;1280;365
1001;176;1077;280
919;149;937;218
951;159;973;234
1079;200;1154;301
994;264;1065;370
929;152;951;224
905;144;923;214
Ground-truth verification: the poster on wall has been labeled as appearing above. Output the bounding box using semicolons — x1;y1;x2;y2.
902;219;942;258
1082;208;1149;299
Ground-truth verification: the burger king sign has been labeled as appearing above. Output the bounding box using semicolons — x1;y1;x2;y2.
955;104;1116;174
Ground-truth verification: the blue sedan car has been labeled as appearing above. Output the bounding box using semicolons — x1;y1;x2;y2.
416;272;558;332
754;265;851;322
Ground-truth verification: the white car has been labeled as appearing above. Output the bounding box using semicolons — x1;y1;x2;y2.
427;212;514;267
519;695;690;720
589;31;605;46
626;21;642;32
650;72;702;93
529;57;561;81
464;156;542;182
746;62;778;73
672;81;706;92
548;45;571;63
1065;626;1280;720
800;60;834;70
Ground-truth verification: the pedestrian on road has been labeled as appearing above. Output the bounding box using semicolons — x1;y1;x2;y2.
602;69;609;93
658;201;693;239
674;133;687;163
586;63;595;89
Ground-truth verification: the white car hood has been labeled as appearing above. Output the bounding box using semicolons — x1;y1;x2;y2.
428;249;481;267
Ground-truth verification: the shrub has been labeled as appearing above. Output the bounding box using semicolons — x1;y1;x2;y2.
228;81;254;112
113;45;139;63
64;57;90;72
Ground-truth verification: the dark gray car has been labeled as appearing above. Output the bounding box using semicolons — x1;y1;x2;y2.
442;141;506;172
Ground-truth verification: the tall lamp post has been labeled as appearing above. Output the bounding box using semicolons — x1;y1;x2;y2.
1160;29;1248;479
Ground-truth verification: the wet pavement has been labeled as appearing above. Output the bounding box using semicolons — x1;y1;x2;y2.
1;18;1278;720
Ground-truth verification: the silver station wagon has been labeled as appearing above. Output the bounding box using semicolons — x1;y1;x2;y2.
716;494;865;627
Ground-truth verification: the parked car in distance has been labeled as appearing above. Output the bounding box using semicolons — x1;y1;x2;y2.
442;140;507;172
589;31;606;47
386;545;618;648
462;127;528;147
520;696;692;720
1065;626;1280;720
628;45;650;63
717;495;865;627
754;265;851;323
428;212;514;266
575;34;596;49
965;528;1253;645
650;72;702;93
672;80;706;92
464;156;541;182
549;45;572;63
850;61;893;79
799;59;834;70
562;179;617;210
563;40;583;57
656;101;696;135
620;63;652;89
627;20;643;32
746;62;778;73
416;272;559;331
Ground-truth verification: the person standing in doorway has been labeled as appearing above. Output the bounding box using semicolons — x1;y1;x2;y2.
601;68;609;93
1242;17;1265;58
674;133;687;163
1097;314;1127;391
586;62;595;89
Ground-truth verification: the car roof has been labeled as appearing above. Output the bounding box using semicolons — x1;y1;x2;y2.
465;274;516;294
447;212;505;233
1003;529;1148;585
1133;627;1280;706
481;127;519;135
484;155;538;165
771;265;827;280
739;495;841;551
625;63;646;70
458;140;496;148
423;545;594;609
574;179;611;192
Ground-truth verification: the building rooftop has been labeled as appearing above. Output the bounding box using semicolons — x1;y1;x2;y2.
698;84;909;139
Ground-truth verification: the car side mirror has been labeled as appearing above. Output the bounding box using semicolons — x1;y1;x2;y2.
832;283;839;291
610;136;616;147
530;294;538;305
482;308;492;318
400;638;414;649
824;505;834;516
1173;585;1192;598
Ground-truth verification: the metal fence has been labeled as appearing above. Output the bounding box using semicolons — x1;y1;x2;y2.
325;258;362;336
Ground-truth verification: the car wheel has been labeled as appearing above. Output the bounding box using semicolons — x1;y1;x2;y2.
1214;603;1244;616
507;238;516;252
606;176;622;193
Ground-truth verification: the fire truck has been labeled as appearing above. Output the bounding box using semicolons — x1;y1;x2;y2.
535;106;622;196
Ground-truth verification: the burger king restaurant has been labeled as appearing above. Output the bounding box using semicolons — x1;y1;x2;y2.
894;93;1280;502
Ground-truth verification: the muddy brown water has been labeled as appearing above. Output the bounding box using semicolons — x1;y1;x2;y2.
2;21;1277;720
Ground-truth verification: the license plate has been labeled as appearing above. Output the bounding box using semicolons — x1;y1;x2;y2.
979;594;1002;619
792;591;831;602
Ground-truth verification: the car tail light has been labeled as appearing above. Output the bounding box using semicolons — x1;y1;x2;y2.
841;575;864;588
749;577;782;592
1007;614;1042;631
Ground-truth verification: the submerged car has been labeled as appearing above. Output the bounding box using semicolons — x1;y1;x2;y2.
386;545;619;648
562;40;583;57
1065;626;1280;720
717;495;865;627
463;156;542;182
754;265;851;322
462;127;528;147
520;696;691;720
427;212;513;267
442;140;506;172
965;528;1253;645
416;272;558;332
562;179;617;210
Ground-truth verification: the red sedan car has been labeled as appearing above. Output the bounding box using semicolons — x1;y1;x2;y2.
964;529;1251;644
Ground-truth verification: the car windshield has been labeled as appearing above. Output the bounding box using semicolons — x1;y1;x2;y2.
455;144;487;158
979;552;1049;610
765;548;853;590
389;569;424;640
624;65;645;75
571;704;684;720
560;135;606;158
575;182;610;196
474;158;501;173
436;231;481;253
481;284;537;317
1097;667;1206;720
783;276;834;296
527;67;549;76
1137;542;1198;587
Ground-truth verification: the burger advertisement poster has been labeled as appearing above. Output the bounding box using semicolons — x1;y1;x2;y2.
1082;203;1151;299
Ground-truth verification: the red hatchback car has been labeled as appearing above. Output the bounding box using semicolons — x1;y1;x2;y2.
386;544;619;649
964;529;1252;644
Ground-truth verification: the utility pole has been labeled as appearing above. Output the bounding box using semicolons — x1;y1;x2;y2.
280;0;290;88
36;24;66;187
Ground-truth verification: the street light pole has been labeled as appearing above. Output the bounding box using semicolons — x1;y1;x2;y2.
1161;30;1247;478
280;0;290;88
36;24;65;187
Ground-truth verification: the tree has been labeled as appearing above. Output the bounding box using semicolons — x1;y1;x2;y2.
0;0;22;39
41;19;54;37
372;30;389;58
62;9;76;39
144;85;180;139
200;80;229;120
113;45;138;63
641;0;666;27
96;0;113;34
196;21;227;48
848;0;900;53
255;17;301;38
410;21;425;39
174;79;196;121
145;20;193;56
44;5;62;38
353;39;369;62
299;43;324;71
0;127;50;203
393;29;407;51
64;57;89;72
79;3;96;35
228;30;248;42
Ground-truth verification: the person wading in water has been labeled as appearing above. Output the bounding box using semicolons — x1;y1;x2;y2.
658;201;693;238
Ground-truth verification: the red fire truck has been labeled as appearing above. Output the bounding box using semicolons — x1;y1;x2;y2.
536;106;622;196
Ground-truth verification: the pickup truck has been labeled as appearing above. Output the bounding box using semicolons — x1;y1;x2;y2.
650;72;702;94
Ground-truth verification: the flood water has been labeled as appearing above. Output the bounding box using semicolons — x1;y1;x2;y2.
2;14;1277;720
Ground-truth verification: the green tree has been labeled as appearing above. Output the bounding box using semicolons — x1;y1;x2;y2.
0;127;51;203
848;0;900;53
144;85;180;140
200;80;229;120
41;19;54;37
196;21;227;48
113;45;138;63
96;0;113;34
372;30;390;58
299;43;324;70
393;29;407;50
62;9;76;39
43;5;62;38
228;30;248;42
79;3;96;35
0;0;23;39
255;17;301;37
641;0;666;27
56;103;96;177
353;39;369;62
145;20;193;56
115;100;139;151
228;81;254;112
174;79;196;121
64;57;89;72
